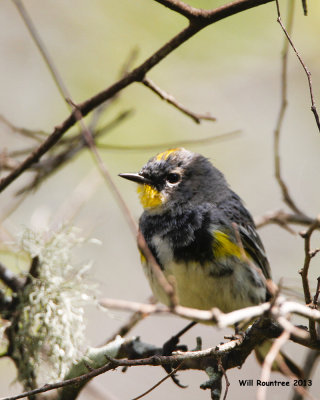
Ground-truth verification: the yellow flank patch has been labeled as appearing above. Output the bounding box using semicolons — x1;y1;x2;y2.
156;148;181;161
213;231;243;259
139;249;146;264
137;184;164;209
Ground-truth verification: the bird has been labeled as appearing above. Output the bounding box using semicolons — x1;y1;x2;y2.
119;147;301;377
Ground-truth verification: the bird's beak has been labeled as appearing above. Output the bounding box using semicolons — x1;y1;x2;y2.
119;173;151;185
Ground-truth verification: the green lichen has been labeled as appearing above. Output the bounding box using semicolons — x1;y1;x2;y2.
11;227;97;389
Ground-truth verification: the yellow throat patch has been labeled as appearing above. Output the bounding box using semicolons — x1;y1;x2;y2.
137;148;181;209
137;184;164;209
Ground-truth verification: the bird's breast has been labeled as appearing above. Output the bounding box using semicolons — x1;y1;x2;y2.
142;235;267;314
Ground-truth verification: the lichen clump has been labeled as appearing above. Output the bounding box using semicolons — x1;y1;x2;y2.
12;227;96;388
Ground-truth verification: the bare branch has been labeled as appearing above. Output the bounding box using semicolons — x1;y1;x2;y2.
15;110;132;195
0;0;274;193
97;130;241;151
273;0;305;215
155;0;275;21
255;209;317;230
12;0;72;109
2;315;319;400
142;77;216;123
299;216;320;340
131;362;184;400
0;361;116;400
152;0;201;19
0;115;47;142
69;101;138;237
99;296;320;334
217;359;230;400
301;0;308;16
11;1;138;237
313;277;320;307
275;0;320;133
292;349;320;400
257;330;291;400
105;296;156;345
137;231;178;307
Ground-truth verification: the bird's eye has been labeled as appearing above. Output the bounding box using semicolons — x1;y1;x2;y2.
166;172;181;184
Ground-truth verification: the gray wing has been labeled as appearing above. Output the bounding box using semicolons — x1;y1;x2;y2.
238;224;271;280
217;192;272;280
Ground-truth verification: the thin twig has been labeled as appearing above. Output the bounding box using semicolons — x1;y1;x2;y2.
88;48;138;133
299;218;320;300
2;316;319;400
97;130;241;151
299;216;320;340
0;362;116;400
12;0;138;237
274;0;305;215
0;194;29;227
99;296;320;334
217;359;230;400
275;0;320;133
11;0;178;321
292;349;320;400
12;0;72;109
105;297;156;345
255;209;316;230
153;0;200;19
131;363;184;400
313;277;320;307
15;110;132;194
301;0;307;16
0;0;275;193
68;101;138;236
257;329;291;400
0;115;46;142
142;77;216;123
137;231;178;307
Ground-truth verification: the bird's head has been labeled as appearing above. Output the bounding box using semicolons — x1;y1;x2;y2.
119;148;227;212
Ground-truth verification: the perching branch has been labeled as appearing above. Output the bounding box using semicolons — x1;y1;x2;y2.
99;295;320;344
3;314;319;400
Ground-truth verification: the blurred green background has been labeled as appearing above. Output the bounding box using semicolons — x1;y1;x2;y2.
0;0;319;399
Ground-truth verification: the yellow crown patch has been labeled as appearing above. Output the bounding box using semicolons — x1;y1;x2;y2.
155;148;181;161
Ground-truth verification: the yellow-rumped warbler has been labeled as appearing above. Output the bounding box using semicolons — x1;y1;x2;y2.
120;148;270;311
119;148;301;376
